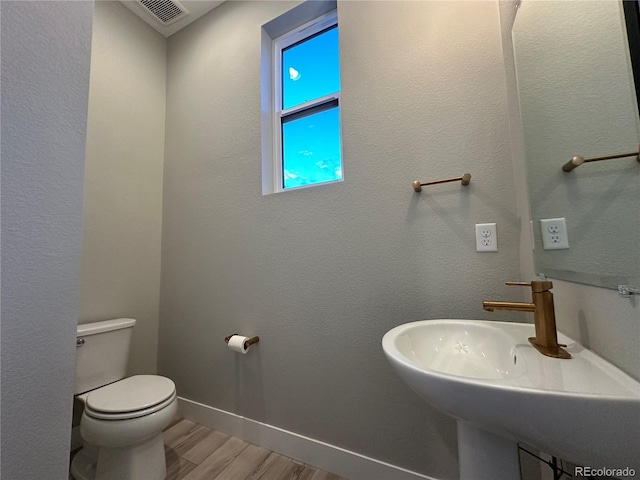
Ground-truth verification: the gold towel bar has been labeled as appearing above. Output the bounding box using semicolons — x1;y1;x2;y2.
224;334;260;349
412;173;471;192
562;144;640;172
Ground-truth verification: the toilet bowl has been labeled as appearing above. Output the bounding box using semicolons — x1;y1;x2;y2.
71;375;177;480
71;319;177;480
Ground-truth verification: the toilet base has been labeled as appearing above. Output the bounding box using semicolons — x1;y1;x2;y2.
70;433;167;480
70;446;97;480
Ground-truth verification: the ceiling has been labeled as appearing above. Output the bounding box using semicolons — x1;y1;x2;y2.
120;0;225;38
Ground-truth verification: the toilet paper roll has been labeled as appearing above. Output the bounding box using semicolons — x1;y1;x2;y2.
227;335;250;354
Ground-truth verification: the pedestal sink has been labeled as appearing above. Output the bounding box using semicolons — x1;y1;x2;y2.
382;320;640;479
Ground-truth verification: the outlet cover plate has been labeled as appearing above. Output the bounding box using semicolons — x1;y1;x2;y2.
476;223;497;252
540;217;569;250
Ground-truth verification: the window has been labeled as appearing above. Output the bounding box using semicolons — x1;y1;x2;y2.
262;6;342;194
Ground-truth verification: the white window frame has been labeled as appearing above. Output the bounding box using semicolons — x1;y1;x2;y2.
269;10;342;194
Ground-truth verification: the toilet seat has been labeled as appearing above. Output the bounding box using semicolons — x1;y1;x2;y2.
84;375;176;421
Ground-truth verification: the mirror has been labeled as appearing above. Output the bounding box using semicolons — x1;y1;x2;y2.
513;0;640;289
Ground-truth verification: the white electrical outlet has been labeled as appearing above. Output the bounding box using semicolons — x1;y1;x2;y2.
540;217;569;250
475;223;497;252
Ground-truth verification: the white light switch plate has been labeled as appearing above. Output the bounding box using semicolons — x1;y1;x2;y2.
476;223;497;252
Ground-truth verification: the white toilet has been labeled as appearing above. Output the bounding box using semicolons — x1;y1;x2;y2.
70;318;177;480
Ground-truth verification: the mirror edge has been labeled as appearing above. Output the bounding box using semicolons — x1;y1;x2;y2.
623;0;640;112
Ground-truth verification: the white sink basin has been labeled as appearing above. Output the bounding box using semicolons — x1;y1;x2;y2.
382;319;640;473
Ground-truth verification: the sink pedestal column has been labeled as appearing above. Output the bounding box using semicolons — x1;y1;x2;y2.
457;422;520;480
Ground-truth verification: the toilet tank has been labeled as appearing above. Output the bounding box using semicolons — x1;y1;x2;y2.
75;318;136;395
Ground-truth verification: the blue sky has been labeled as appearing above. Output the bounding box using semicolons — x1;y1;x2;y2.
281;26;342;188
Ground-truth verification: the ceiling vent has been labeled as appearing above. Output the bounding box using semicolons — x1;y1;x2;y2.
138;0;189;26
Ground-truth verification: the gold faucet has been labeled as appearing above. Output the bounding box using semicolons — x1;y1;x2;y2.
483;280;571;359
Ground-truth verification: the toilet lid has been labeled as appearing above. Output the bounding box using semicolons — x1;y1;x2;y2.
85;375;175;415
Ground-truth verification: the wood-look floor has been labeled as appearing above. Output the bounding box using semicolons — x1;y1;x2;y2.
164;418;349;480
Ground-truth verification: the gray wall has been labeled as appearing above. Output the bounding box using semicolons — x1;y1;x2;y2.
159;1;522;477
1;1;94;478
79;0;167;376
551;279;640;381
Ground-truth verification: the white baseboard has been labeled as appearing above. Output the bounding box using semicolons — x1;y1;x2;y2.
177;396;436;480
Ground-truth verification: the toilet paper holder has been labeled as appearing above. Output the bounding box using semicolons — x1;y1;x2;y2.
224;334;260;349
